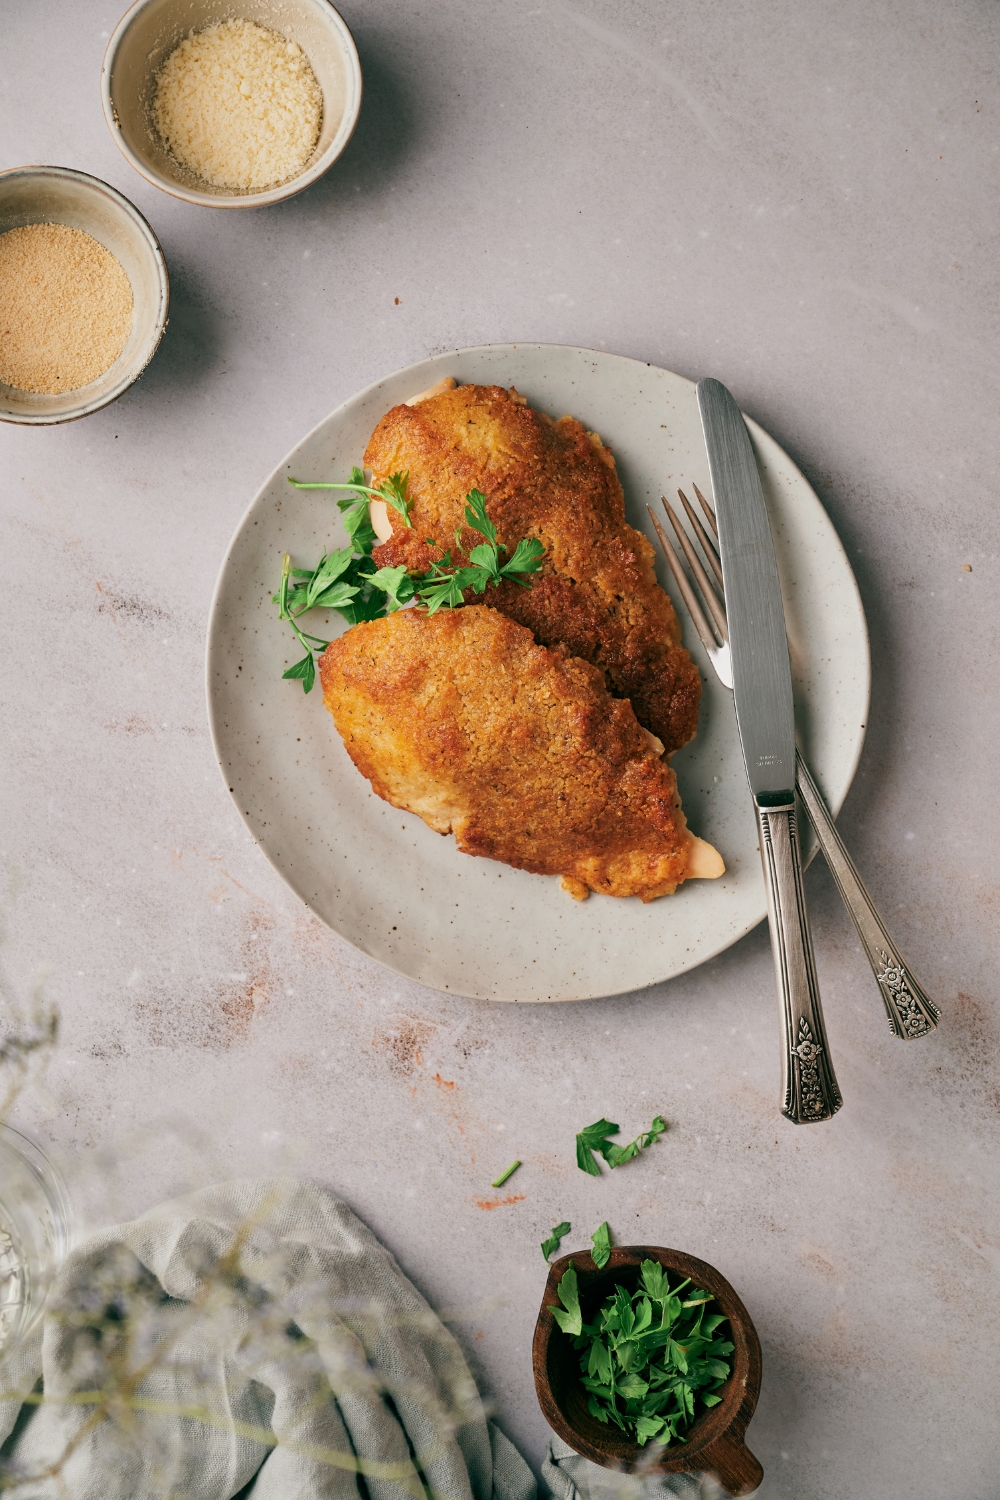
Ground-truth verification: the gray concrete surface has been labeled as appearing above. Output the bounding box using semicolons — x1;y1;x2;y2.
1;2;998;1496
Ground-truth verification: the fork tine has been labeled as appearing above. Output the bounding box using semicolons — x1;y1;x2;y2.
692;483;718;537
645;505;720;658
677;488;723;588
660;496;730;643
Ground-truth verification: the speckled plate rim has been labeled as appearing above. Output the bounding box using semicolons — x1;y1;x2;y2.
206;345;871;1002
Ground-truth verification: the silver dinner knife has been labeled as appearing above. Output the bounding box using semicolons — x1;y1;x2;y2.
697;378;842;1124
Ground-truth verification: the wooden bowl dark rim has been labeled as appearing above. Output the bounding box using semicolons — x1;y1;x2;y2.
533;1245;763;1497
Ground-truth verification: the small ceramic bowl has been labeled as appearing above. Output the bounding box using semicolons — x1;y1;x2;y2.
533;1246;763;1498
102;0;363;209
0;166;169;426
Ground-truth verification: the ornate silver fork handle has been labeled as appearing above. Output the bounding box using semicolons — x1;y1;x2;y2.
756;798;843;1123
648;491;941;1044
794;753;940;1039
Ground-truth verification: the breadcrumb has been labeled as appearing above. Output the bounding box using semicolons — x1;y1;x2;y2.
0;224;133;394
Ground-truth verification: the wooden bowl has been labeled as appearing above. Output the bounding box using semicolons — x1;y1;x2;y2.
533;1246;763;1497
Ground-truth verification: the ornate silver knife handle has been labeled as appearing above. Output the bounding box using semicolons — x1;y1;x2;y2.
755;798;843;1123
794;752;940;1040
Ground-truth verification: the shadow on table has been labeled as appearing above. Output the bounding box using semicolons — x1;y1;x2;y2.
280;41;421;226
129;250;223;403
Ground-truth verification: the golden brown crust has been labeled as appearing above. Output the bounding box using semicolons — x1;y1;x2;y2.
364;383;702;754
320;607;697;901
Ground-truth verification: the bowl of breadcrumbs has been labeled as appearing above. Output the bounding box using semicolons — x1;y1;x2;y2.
0;166;169;425
102;0;362;208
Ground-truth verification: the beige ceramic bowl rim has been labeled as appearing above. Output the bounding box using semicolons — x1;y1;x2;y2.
101;0;363;209
0;164;170;427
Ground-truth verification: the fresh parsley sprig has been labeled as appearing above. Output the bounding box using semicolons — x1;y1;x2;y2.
550;1259;734;1448
275;476;546;690
274;534;388;692
276;552;336;695
289;467;414;528
274;469;406;690
576;1115;667;1176
399;489;544;616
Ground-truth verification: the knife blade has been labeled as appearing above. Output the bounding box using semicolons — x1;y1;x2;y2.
696;380;795;801
696;377;842;1123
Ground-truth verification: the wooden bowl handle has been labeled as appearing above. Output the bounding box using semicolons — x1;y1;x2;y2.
695;1431;763;1496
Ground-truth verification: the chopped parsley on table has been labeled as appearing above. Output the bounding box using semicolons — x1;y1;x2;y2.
590;1220;612;1269
575;1115;667;1176
491;1160;521;1189
541;1221;572;1263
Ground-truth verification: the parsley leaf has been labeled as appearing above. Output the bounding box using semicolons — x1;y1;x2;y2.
501;536;545;584
604;1114;668;1167
415;559;475;615
306;546;353;603
541;1221;572;1263
640;1260;670;1302
467;542;501;576
338;495;379;554
591;1221;612;1269
377;471;412;526
548;1260;582;1336
463;489;497;546
275;553;332;693
367;565;416;612
575;1115;667;1174
575;1119;620;1176
282;652;316;694
635;1415;667;1444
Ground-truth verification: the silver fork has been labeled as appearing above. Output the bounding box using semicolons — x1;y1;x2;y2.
648;486;940;1041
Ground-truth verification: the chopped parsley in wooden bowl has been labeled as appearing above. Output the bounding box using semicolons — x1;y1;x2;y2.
533;1245;763;1496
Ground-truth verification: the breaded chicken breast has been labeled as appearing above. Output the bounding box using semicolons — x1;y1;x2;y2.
364;382;702;755
320;607;722;901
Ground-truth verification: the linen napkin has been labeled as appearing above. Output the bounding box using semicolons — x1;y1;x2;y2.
543;1438;733;1500
0;1178;536;1500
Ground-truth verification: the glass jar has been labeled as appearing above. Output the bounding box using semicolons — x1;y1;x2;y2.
0;1124;72;1360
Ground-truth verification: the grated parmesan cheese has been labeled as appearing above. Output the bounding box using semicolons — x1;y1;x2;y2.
151;19;323;194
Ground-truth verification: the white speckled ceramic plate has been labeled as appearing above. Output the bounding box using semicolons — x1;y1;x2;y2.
207;345;869;1001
